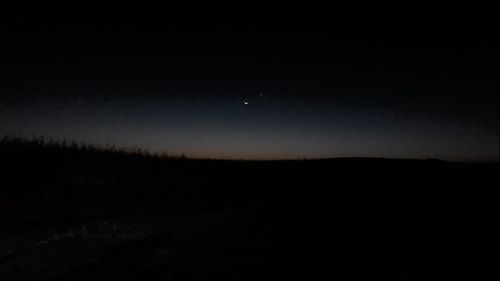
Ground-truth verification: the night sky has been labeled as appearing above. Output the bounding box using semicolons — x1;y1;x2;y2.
1;18;498;161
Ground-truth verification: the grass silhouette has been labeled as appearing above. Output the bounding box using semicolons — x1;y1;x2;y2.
2;135;497;217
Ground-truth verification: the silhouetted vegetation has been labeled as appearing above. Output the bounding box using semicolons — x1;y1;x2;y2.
1;135;498;217
1;136;189;216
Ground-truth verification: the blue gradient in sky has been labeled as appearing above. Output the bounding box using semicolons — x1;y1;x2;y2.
1;91;497;161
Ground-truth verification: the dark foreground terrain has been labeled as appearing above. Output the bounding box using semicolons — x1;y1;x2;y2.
1;137;498;280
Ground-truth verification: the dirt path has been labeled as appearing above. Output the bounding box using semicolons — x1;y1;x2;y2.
39;202;327;281
46;207;292;281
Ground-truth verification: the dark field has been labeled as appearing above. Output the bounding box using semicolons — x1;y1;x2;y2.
1;137;498;280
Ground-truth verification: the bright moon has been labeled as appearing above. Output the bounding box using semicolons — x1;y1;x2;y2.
243;100;249;105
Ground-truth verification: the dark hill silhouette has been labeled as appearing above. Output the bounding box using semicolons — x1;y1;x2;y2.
1;136;498;280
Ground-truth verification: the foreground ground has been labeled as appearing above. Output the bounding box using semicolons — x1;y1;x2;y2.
2;180;498;280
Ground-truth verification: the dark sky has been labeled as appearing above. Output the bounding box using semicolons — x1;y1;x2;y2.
0;17;498;161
